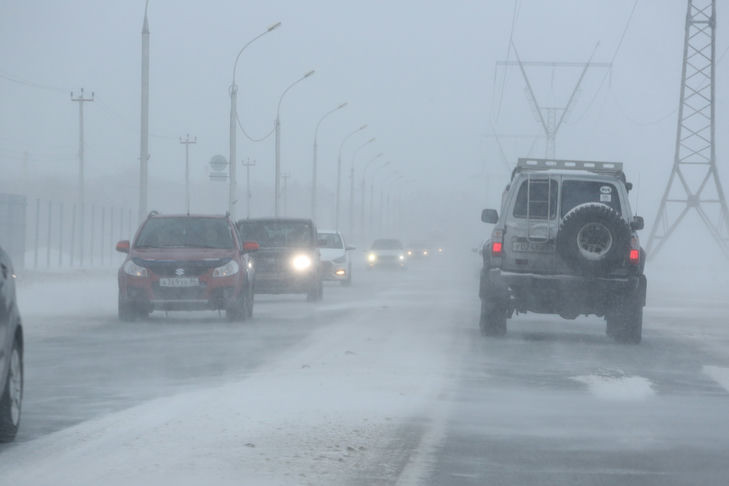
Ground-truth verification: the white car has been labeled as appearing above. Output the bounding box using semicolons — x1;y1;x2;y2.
317;230;355;285
366;238;407;269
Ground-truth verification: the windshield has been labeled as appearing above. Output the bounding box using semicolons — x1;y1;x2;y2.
134;217;234;249
372;239;403;250
561;180;622;217
240;220;313;248
318;232;343;249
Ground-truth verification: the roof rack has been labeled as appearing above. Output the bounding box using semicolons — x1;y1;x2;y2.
512;158;625;181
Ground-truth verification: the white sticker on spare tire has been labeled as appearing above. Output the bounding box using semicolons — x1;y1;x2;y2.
600;185;612;194
600;194;612;202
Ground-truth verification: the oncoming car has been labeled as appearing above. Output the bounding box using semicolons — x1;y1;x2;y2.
318;230;355;285
238;218;323;301
116;213;258;321
367;238;407;269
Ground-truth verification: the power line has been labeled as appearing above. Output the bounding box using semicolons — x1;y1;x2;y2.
0;70;67;93
236;112;274;142
493;0;521;123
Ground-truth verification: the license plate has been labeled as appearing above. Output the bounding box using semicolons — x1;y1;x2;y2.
159;277;200;287
512;240;553;253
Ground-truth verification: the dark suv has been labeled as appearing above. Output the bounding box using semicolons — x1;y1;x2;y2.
0;245;23;442
237;218;323;301
116;213;258;321
479;159;647;343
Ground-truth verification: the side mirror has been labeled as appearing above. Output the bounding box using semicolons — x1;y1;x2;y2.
345;246;356;251
625;182;633;192
630;216;644;231
242;241;259;253
116;240;130;253
481;209;499;224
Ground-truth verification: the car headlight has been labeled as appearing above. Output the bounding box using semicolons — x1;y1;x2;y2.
407;250;413;256
213;260;240;277
367;253;377;263
123;260;148;278
333;255;347;264
292;254;312;271
399;254;405;261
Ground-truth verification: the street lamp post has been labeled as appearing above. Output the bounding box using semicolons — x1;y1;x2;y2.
242;158;256;219
312;102;348;221
179;134;197;214
229;21;281;219
139;0;150;223
274;69;315;217
335;124;367;230
360;152;383;240
348;137;375;238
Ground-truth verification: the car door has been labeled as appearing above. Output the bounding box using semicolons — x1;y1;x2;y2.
0;248;11;363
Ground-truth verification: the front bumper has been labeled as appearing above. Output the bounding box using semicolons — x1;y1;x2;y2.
119;273;244;312
254;271;317;294
321;261;348;281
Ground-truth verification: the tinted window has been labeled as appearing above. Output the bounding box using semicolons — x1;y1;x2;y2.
135;218;234;249
240;221;313;248
372;239;403;250
561;180;621;217
513;178;558;220
318;232;343;249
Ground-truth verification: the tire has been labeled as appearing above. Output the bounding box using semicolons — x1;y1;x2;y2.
0;337;22;443
606;283;644;344
226;293;247;322
118;296;136;322
557;203;631;276
479;298;507;337
307;278;323;302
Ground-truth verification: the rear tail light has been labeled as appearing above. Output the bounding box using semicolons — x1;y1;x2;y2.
629;249;640;263
491;229;504;256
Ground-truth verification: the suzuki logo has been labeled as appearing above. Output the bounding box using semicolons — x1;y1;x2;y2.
175;268;185;276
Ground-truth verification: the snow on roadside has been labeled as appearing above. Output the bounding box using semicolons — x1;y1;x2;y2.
571;370;655;401
703;366;729;394
0;290;461;485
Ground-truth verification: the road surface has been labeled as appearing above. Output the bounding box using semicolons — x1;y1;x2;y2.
1;255;728;485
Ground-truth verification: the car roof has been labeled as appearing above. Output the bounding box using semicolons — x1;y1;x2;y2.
317;229;341;235
149;214;229;219
239;217;314;224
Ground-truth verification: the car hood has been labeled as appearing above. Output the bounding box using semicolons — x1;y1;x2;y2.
130;247;237;262
320;248;346;261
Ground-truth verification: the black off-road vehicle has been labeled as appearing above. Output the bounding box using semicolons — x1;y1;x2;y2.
479;158;647;343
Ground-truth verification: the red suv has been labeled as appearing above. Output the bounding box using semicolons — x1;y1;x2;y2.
116;213;258;321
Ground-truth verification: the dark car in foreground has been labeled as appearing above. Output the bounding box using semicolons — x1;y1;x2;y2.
238;218;323;301
116;213;258;321
0;245;23;442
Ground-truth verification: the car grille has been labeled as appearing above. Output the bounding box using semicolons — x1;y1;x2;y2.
377;255;399;263
152;284;207;301
134;258;229;277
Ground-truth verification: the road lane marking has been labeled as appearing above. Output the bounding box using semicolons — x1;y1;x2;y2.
571;371;655;401
703;366;729;393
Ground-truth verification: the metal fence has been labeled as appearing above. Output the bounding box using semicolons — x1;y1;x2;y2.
25;198;135;269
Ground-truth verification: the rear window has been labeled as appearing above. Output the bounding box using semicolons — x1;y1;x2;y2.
561;180;621;217
513;178;558;220
318;233;343;249
135;218;234;249
239;221;314;248
372;239;403;250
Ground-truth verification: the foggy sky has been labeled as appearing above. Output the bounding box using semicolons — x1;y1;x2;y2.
1;0;728;265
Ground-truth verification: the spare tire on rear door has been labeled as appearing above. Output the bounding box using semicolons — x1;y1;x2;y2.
556;203;630;276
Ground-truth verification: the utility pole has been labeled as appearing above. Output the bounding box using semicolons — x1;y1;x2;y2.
282;173;291;217
71;88;94;266
139;0;150;223
179;134;197;214
22;151;29;194
499;46;608;158
648;0;729;260
242;158;256;219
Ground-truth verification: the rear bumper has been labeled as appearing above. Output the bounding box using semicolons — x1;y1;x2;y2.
481;268;646;316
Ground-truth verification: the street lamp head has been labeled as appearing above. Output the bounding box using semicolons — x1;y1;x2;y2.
267;21;282;32
367;137;376;143
337;102;348;110
303;70;315;78
359;124;368;131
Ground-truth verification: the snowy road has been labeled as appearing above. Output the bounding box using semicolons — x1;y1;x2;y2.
1;256;729;485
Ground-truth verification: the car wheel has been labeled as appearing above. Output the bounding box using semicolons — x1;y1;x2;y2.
226;294;247;322
0;337;22;442
118;296;136;322
479;298;507;337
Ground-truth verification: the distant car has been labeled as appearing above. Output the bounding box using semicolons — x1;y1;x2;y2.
116;213;258;322
0;245;23;442
238;218;323;301
367;238;407;269
317;230;355;286
406;241;432;259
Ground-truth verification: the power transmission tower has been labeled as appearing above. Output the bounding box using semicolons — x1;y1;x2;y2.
179;134;196;214
242;158;256;219
647;0;729;260
499;45;609;158
71;88;94;266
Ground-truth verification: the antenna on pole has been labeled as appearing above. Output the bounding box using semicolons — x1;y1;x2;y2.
646;0;729;260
